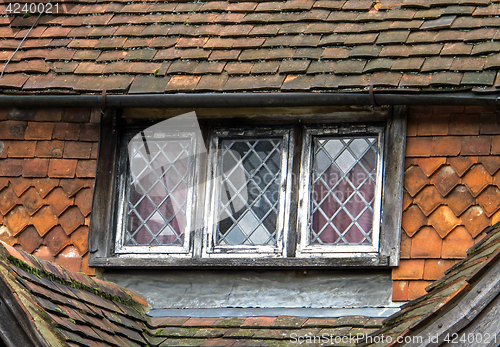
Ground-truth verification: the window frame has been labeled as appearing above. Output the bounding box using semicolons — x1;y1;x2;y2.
203;127;294;259
113;127;201;258
296;125;385;257
89;106;406;268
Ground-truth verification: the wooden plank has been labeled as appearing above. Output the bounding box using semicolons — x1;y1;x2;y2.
404;256;500;347
88;108;118;263
452;293;500;347
379;105;407;266
90;254;390;268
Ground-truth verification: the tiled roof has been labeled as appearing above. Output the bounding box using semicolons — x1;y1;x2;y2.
1;0;500;94
357;221;500;347
0;240;384;347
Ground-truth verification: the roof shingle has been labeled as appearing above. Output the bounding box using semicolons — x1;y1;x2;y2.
1;0;500;94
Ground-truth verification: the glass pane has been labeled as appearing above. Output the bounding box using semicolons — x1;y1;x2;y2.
310;136;378;246
124;138;191;246
216;138;282;246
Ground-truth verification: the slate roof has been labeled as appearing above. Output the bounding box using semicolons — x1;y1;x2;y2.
357;221;500;347
1;0;500;94
0;240;384;347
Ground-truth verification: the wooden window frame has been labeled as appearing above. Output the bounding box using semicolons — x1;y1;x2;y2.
88;106;406;268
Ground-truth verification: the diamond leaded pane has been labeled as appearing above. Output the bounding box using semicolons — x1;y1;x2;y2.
310;136;378;246
216;138;282;246
124;138;191;246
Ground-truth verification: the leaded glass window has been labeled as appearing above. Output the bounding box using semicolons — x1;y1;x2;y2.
204;128;293;256
311;137;377;245
116;125;199;255
297;125;384;256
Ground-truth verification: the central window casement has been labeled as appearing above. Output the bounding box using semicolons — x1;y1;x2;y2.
89;107;406;268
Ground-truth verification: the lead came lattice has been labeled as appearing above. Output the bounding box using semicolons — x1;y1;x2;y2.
311;136;378;246
216;138;283;246
125;139;191;246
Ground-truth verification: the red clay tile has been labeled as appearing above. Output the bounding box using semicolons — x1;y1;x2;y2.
20;187;45;216
184;318;219;327
44;226;71;256
46;187;73;217
53;123;81;141
0;159;23;177
0;187;18;215
31;245;55;262
401;232;411;259
476;186;500;217
32;178;59;199
17;226;43;254
462;164;492;197
7;141;36;158
80;254;94;276
392;259;425;280
431;136;461;156
402;191;412;211
48;159;77;178
411;227;442;258
4;205;31;236
55;245;82;272
492;136;500;155
442;226;474;258
63;142;92;159
31;205;58;237
423;259;457;281
408;281;433;300
461;136;491;156
59;206;85;235
447;156;478;177
59;179;92;198
241;317;277;328
0;178;7;190
478;155;500;175
400;73;432;87
23;158;49;178
414;157;446;177
445;185;475;217
196;74;229;91
35;140;64;158
429;205;461;238
461;206;491;238
406;137;432;157
392;281;409;302
24;122;54;140
76;160;97;178
71;226;88;256
0;120;27;140
10;177;32;197
413;186;444;216
430;165;460;197
417;113;448;136
166;75;201;92
404;165;429;197
402;205;428;237
74;188;93;217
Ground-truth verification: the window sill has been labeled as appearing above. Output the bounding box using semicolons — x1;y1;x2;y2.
88;255;391;268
